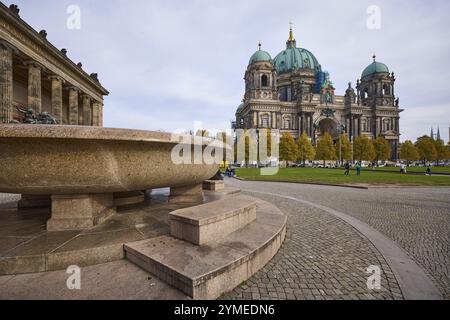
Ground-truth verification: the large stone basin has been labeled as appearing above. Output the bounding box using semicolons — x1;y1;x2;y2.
0;124;225;230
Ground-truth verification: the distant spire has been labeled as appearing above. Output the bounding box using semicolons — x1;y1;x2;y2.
286;22;297;48
437;126;441;141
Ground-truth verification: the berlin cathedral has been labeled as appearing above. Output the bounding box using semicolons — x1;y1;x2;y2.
234;26;403;160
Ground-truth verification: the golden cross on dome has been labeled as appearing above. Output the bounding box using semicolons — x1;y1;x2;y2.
288;21;295;41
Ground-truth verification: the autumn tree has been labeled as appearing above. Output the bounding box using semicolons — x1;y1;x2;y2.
353;135;375;163
372;137;391;164
279;132;298;162
297;133;316;165
415;136;437;165
399;140;419;166
315;132;336;167
195;129;209;137
234;129;257;166
257;129;275;162
433;139;449;166
216;131;232;163
335;133;352;163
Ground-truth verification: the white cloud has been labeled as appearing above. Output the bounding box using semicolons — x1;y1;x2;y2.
12;0;450;141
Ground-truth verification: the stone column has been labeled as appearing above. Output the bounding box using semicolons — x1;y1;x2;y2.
49;76;64;124
81;94;92;126
92;101;98;126
0;42;13;124
99;103;104;127
68;87;79;125
309;114;313;138
27;62;42;114
299;114;304;134
357;116;361;136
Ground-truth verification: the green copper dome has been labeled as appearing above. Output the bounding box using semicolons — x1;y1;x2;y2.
362;59;389;78
249;49;272;64
236;103;244;114
273;27;321;74
273;47;320;73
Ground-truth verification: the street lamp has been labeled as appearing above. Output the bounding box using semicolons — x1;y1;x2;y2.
338;124;346;167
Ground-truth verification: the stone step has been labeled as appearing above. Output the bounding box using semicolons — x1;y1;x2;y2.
124;197;286;299
169;195;257;245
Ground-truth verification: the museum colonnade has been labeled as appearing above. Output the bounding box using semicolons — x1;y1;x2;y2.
0;40;103;126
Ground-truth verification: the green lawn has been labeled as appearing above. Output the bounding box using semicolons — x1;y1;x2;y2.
369;166;450;174
235;167;450;186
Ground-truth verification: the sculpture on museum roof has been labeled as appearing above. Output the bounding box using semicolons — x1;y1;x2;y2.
12;107;58;125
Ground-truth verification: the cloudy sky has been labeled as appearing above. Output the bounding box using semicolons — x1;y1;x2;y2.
10;0;450;142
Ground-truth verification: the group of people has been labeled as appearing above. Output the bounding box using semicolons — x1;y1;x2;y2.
344;162;362;176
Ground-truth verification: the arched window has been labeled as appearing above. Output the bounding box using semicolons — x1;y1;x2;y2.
261;75;268;87
383;84;390;95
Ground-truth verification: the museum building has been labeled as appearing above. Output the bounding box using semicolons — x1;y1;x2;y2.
0;3;108;126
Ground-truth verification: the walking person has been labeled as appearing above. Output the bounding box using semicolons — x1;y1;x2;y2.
344;162;350;176
355;162;362;176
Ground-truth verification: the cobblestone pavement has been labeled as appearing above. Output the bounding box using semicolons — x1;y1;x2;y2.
224;179;450;300
221;191;403;300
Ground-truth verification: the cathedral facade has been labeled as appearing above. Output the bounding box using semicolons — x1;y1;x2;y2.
235;26;403;160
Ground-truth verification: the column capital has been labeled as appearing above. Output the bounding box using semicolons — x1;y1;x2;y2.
80;93;92;101
92;100;103;106
24;60;45;71
0;40;18;54
67;86;80;93
48;75;65;84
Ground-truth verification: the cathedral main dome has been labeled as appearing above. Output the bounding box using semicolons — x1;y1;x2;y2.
273;27;321;74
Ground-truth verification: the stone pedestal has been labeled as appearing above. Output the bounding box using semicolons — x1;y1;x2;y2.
47;194;115;231
18;194;51;209
169;184;203;204
203;180;225;191
113;191;145;207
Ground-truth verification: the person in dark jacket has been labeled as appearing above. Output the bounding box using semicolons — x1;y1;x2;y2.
344;162;350;176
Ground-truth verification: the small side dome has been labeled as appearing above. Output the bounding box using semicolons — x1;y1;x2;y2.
249;43;272;64
236;103;244;114
362;55;389;78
